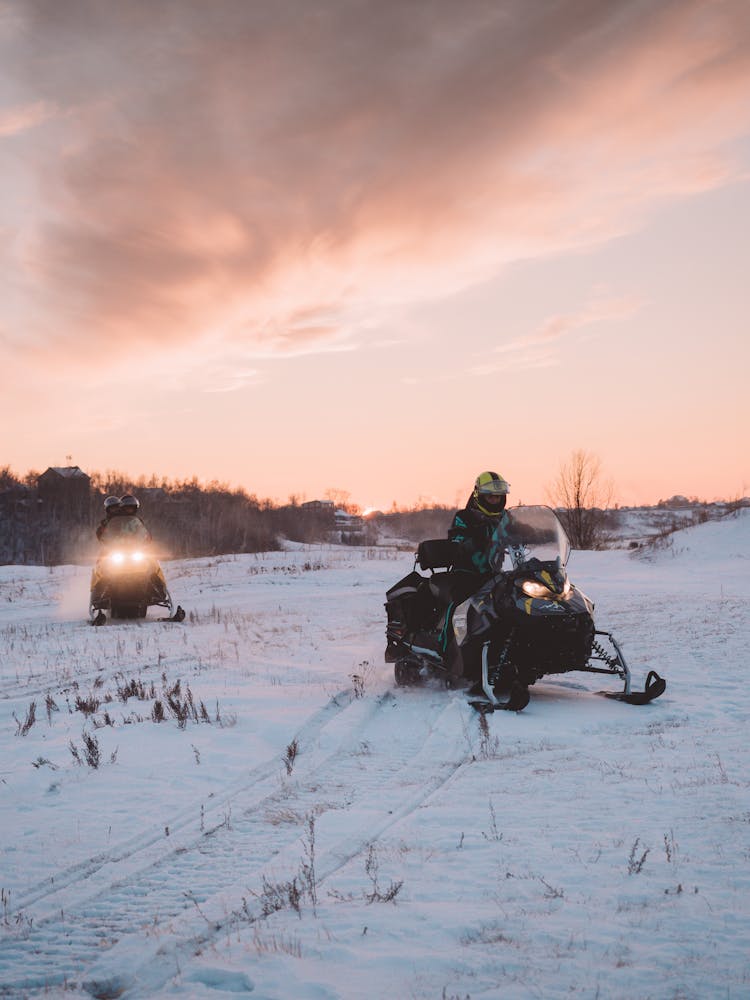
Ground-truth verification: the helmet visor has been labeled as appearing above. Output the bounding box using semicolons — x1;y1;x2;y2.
476;477;509;497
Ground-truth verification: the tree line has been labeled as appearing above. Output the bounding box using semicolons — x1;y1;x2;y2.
1;450;643;565
0;467;454;566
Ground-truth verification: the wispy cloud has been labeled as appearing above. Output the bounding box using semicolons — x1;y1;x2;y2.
505;293;643;349
200;369;262;394
0;100;54;137
468;292;644;376
2;0;748;377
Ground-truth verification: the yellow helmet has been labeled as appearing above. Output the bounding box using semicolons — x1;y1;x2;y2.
473;471;510;516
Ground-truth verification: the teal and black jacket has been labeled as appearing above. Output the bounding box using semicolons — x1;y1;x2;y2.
448;496;508;575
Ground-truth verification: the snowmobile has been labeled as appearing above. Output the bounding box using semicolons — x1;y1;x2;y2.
385;505;665;712
89;541;185;625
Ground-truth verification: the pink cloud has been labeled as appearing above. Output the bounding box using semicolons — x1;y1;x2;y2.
0;100;54;137
528;295;644;346
464;292;644;376
2;0;749;373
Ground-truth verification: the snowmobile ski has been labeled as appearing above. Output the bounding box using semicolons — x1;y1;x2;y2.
591;630;666;704
599;669;666;705
469;682;530;714
90;605;185;625
467;642;530;712
161;605;186;623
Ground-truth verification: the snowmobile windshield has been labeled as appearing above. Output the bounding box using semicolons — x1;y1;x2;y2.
100;516;150;545
489;505;570;571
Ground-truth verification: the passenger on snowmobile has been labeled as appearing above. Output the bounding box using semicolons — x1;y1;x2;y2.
97;494;152;545
95;496;122;541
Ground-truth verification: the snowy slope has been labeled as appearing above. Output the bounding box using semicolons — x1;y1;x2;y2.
639;506;750;565
0;513;748;999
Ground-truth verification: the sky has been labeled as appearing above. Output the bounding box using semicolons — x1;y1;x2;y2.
1;0;749;511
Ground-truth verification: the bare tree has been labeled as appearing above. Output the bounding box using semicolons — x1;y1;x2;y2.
324;487;355;511
546;450;614;549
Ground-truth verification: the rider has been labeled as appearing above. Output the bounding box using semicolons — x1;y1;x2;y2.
98;494;152;544
448;471;511;577
95;496;122;541
413;471;510;682
421;471;512;615
384;471;512;672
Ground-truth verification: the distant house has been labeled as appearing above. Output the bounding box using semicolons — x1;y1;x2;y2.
333;509;366;543
334;509;363;530
298;500;367;543
37;466;91;507
657;495;695;509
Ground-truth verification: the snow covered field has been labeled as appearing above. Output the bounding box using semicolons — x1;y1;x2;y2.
1;511;749;999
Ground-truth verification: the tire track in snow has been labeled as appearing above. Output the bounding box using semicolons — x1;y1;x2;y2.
115;694;471;999
6;683;360;920
0;685;390;992
0;688;469;996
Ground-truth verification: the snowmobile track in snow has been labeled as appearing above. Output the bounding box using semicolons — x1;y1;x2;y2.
5;683;359;919
0;687;468;996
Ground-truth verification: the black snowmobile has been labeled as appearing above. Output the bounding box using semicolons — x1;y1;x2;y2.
385;504;665;712
89;541;184;625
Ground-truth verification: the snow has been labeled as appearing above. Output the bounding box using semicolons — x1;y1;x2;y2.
1;512;749;999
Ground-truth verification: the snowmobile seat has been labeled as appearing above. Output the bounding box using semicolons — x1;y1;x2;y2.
415;539;478;606
428;570;483;607
417;539;462;571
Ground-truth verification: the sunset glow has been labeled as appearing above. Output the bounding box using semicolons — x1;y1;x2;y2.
1;1;748;510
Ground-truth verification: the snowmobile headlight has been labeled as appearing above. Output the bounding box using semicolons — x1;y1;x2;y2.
109;551;125;566
131;551;145;563
452;599;471;645
520;576;573;600
521;580;555;599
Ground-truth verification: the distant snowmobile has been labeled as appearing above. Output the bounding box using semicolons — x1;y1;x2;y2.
89;542;184;625
385;505;665;712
